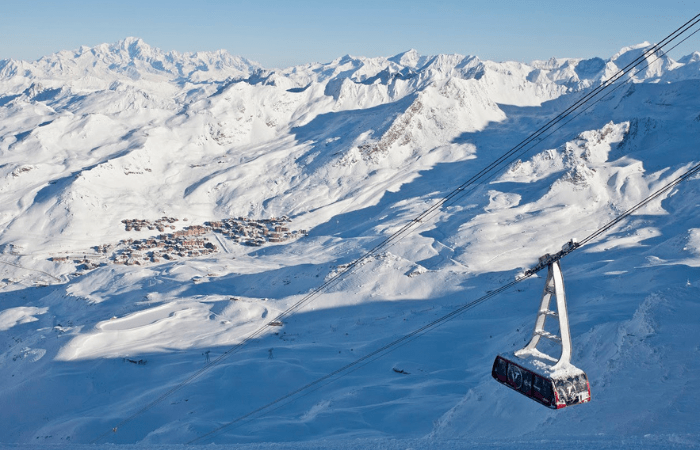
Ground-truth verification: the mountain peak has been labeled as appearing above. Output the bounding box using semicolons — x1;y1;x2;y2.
389;49;427;69
5;38;261;84
610;41;654;62
678;51;700;64
121;36;146;46
114;36;156;60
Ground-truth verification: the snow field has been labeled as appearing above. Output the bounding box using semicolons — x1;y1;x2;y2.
0;38;699;448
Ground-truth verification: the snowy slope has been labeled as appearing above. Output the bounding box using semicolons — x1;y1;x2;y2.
0;39;699;449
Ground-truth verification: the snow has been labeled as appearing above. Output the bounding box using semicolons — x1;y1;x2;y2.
0;38;699;449
0;306;48;331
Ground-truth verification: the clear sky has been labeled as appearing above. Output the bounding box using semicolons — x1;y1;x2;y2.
1;0;698;68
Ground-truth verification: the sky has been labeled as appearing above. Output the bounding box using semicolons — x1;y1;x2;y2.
1;0;698;68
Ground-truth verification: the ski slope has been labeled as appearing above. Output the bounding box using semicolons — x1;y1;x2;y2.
0;38;699;449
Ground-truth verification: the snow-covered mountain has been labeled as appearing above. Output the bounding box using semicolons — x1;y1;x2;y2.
0;39;699;448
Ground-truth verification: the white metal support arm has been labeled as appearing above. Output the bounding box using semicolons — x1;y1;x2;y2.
515;257;573;371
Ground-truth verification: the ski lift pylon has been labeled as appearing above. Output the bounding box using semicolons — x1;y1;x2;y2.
492;241;591;409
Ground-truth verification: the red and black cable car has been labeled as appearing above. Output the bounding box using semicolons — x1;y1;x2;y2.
492;243;591;409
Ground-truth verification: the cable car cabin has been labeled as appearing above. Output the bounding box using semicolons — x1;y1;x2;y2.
492;353;590;409
492;244;591;409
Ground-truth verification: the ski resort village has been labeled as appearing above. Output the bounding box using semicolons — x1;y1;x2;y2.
50;216;304;271
0;12;699;450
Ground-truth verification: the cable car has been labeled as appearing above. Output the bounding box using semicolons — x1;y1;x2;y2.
492;242;591;409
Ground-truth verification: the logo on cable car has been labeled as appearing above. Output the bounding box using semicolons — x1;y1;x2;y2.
507;364;523;389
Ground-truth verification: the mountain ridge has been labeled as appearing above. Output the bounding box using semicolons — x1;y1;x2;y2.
2;37;696;98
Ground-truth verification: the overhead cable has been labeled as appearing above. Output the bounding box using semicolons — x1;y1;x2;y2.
90;14;700;443
190;157;700;443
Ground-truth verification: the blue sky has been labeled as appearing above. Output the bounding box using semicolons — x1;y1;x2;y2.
1;0;698;67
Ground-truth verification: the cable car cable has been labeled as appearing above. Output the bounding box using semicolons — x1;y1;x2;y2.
187;278;526;444
188;158;700;443
90;15;700;443
436;25;700;214
340;27;700;279
578;162;700;247
263;14;700;330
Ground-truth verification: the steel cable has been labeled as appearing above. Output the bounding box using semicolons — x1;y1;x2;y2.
90;14;700;443
189;156;700;444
